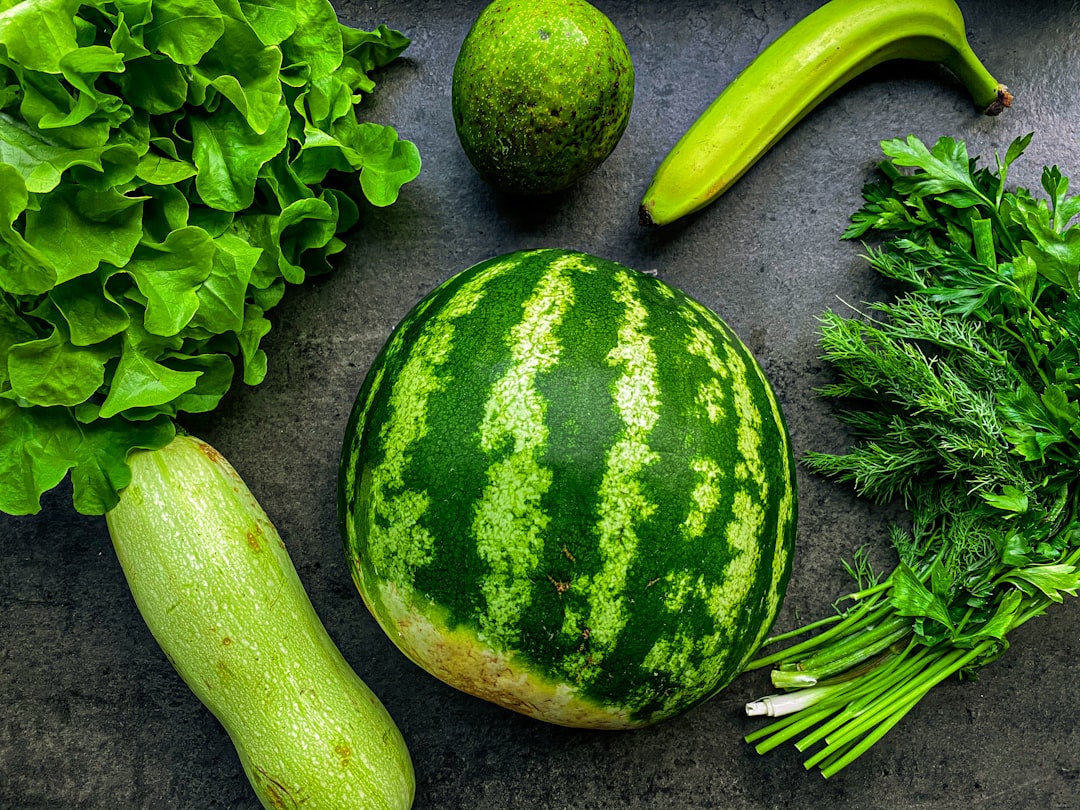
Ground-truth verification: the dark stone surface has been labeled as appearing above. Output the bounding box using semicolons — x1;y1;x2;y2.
4;1;1080;808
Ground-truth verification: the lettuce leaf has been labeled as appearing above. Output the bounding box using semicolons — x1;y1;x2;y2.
0;0;421;515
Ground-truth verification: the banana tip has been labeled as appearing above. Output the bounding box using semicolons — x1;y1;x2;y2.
638;202;657;227
983;84;1013;116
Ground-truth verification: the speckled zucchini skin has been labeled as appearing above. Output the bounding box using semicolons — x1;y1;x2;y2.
106;434;414;810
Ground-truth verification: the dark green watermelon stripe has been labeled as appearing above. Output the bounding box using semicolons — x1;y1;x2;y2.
684;295;796;642
569;267;664;685
362;255;521;586
472;254;580;644
618;293;775;707
527;261;626;671
340;300;427;551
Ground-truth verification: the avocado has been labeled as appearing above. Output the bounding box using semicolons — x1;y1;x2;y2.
451;0;635;196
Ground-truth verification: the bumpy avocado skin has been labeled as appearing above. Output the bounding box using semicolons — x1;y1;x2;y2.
452;0;635;196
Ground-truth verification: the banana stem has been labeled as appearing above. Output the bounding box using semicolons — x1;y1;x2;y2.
943;43;1013;114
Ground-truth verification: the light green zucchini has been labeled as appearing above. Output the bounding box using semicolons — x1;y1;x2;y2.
106;434;414;810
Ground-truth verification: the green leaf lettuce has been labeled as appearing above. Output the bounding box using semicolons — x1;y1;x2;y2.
0;0;421;515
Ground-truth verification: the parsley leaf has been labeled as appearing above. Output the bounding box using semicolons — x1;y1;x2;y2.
747;133;1080;775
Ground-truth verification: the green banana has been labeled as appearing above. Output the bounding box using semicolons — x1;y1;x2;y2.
638;0;1012;227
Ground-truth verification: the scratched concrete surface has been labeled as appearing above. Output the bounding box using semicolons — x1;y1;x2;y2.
4;2;1080;808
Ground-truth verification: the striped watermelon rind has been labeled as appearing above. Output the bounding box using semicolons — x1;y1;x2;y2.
339;249;796;728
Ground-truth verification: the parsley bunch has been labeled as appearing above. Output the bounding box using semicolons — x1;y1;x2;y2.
745;134;1080;776
0;0;421;516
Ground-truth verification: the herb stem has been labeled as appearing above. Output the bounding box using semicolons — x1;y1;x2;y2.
748;133;1080;774
772;619;911;687
747;596;893;672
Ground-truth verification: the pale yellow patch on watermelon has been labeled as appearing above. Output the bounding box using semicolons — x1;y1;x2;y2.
370;581;644;729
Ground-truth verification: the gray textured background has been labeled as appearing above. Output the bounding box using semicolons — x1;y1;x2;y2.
4;1;1080;807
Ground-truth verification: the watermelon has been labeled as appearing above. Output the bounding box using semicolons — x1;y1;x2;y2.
338;249;796;729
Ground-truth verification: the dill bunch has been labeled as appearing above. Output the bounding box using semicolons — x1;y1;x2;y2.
745;133;1080;777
